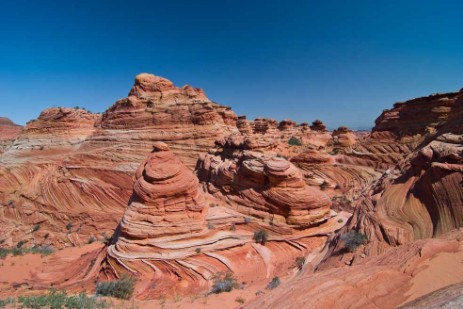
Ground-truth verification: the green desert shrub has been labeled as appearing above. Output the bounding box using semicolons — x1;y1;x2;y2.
296;256;305;270
16;240;27;248
210;272;238;294
253;230;269;245
341;230;367;252
95;274;135;300
288;136;302;146
66;223;73;231
266;277;281;290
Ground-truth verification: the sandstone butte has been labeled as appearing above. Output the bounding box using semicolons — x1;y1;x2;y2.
0;74;462;308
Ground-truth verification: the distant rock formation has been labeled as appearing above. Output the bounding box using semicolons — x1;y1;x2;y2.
0;117;22;154
197;138;333;226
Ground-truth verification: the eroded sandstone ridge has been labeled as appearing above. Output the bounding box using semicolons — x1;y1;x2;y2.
0;117;22;154
197;139;333;226
318;88;463;268
0;74;238;248
104;142;346;299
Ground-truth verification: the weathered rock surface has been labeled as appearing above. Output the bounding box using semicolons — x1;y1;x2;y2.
246;229;463;309
197;140;334;226
0;74;238;248
0;117;22;154
105;143;347;299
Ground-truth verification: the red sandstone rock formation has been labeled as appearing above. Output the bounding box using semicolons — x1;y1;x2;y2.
247;229;463;309
319;88;463;267
105;143;345;299
310;119;327;131
197;139;333;226
0;117;22;140
0;117;22;154
0;74;238;248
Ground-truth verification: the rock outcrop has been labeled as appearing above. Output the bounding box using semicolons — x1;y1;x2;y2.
105;143;347;299
247;229;463;309
320;88;463;265
0;74;239;248
0;117;22;154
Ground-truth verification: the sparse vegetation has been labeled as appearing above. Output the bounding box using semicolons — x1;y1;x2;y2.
207;222;215;230
266;277;281;290
32;224;40;232
4;290;110;309
210;272;238;294
0;297;14;308
296;256;306;270
338;218;344;223
243;217;252;224
17;240;27;248
95;274;135;300
229;224;236;231
87;236;97;244
101;232;111;244
66;222;73;232
341;230;367;252
288;136;302;146
44;233;49;239
320;181;329;190
235;296;246;304
253;230;269;245
195;248;201;254
0;244;54;259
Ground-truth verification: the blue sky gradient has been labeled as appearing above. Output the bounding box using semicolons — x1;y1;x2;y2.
1;0;462;128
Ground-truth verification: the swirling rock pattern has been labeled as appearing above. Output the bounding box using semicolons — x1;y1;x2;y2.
197;145;333;226
0;74;238;247
105;143;346;299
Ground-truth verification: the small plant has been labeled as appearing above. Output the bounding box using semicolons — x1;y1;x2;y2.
30;244;54;256
66;222;73;231
207;222;215;230
266;277;281;290
253;230;269;245
32;224;40;232
195;248;201;254
96;274;136;300
296;256;305;270
16;240;27;248
235;296;246;304
44;233;49;239
0;297;14;307
230;224;236;231
210;272;238;294
320;181;329;190
101;232;111;244
209;203;217;208
87;236;97;244
243;217;252;224
338;218;344;223
288;136;302;146
341;230;367;252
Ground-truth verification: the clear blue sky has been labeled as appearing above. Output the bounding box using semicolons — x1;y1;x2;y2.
1;0;462;129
